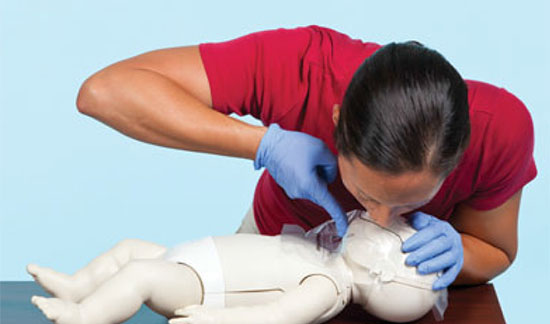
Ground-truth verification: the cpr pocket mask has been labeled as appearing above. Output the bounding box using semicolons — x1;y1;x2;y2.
344;210;448;321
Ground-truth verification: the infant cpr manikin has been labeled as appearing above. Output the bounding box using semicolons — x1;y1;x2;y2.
27;210;445;324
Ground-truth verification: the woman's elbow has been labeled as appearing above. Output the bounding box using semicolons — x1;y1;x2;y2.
76;69;113;117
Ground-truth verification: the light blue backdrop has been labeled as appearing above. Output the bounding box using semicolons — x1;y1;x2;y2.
1;1;548;322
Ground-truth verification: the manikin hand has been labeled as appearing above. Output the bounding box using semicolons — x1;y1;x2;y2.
170;303;282;324
255;123;348;237
170;305;220;324
402;212;464;290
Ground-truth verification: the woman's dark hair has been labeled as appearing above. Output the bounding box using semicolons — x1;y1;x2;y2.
334;41;470;177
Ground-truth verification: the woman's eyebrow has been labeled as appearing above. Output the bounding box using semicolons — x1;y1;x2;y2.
357;187;428;207
356;189;380;203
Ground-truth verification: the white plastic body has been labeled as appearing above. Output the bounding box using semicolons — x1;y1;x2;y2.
28;210;440;324
163;233;353;323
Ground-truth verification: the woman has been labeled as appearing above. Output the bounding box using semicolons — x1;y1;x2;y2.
76;25;537;292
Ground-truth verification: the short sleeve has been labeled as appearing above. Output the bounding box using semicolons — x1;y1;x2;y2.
198;26;315;123
464;89;538;210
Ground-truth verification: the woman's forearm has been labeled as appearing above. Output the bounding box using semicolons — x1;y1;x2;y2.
453;232;511;286
76;67;266;160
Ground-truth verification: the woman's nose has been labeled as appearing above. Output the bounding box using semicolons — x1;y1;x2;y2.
368;206;398;227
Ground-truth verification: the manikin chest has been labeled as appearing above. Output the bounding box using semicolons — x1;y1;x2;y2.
212;234;350;307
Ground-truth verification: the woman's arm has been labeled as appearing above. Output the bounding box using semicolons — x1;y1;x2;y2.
76;46;266;160
170;274;339;324
450;189;522;285
77;45;348;230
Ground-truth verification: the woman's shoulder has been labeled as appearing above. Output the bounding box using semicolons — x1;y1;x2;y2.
464;79;534;154
450;79;537;211
465;79;531;120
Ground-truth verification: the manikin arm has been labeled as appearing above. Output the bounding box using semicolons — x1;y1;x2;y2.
169;274;339;324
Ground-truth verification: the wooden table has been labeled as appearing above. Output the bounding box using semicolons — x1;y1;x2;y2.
0;282;505;323
327;284;505;323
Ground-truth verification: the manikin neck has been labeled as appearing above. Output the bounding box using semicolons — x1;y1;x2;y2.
343;256;371;306
350;282;362;304
350;279;369;306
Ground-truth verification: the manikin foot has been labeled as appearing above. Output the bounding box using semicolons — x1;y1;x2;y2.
27;264;85;302
31;296;82;324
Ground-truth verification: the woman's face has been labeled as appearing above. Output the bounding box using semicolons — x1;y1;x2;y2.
332;103;444;226
338;154;444;226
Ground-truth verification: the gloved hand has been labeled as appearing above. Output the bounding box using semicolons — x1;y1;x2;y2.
254;123;348;237
402;212;464;290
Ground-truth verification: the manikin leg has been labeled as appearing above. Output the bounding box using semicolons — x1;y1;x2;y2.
31;259;203;324
27;239;167;302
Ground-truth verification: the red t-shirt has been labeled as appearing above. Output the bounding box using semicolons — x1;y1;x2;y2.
199;25;538;235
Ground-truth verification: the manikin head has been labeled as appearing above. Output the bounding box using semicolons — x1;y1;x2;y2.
332;41;470;226
342;210;442;322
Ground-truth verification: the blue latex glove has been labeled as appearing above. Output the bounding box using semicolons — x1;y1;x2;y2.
402;212;464;290
254;123;348;237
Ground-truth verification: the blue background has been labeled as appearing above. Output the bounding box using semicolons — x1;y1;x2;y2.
1;1;548;322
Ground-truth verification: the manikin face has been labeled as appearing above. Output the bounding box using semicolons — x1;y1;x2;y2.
342;210;440;322
332;104;445;226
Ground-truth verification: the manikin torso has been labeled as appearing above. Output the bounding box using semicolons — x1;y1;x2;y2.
163;210;441;323
165;233;353;323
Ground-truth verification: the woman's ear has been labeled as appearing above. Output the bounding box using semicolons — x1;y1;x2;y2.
332;104;341;126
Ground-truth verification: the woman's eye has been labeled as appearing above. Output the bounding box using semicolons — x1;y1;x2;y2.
361;197;377;204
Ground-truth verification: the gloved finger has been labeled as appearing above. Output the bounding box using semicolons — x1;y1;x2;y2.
309;181;348;237
402;225;444;252
314;144;337;166
416;250;457;275
433;261;462;290
408;212;433;230
314;148;337;183
316;163;338;183
405;235;452;266
323;198;348;238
